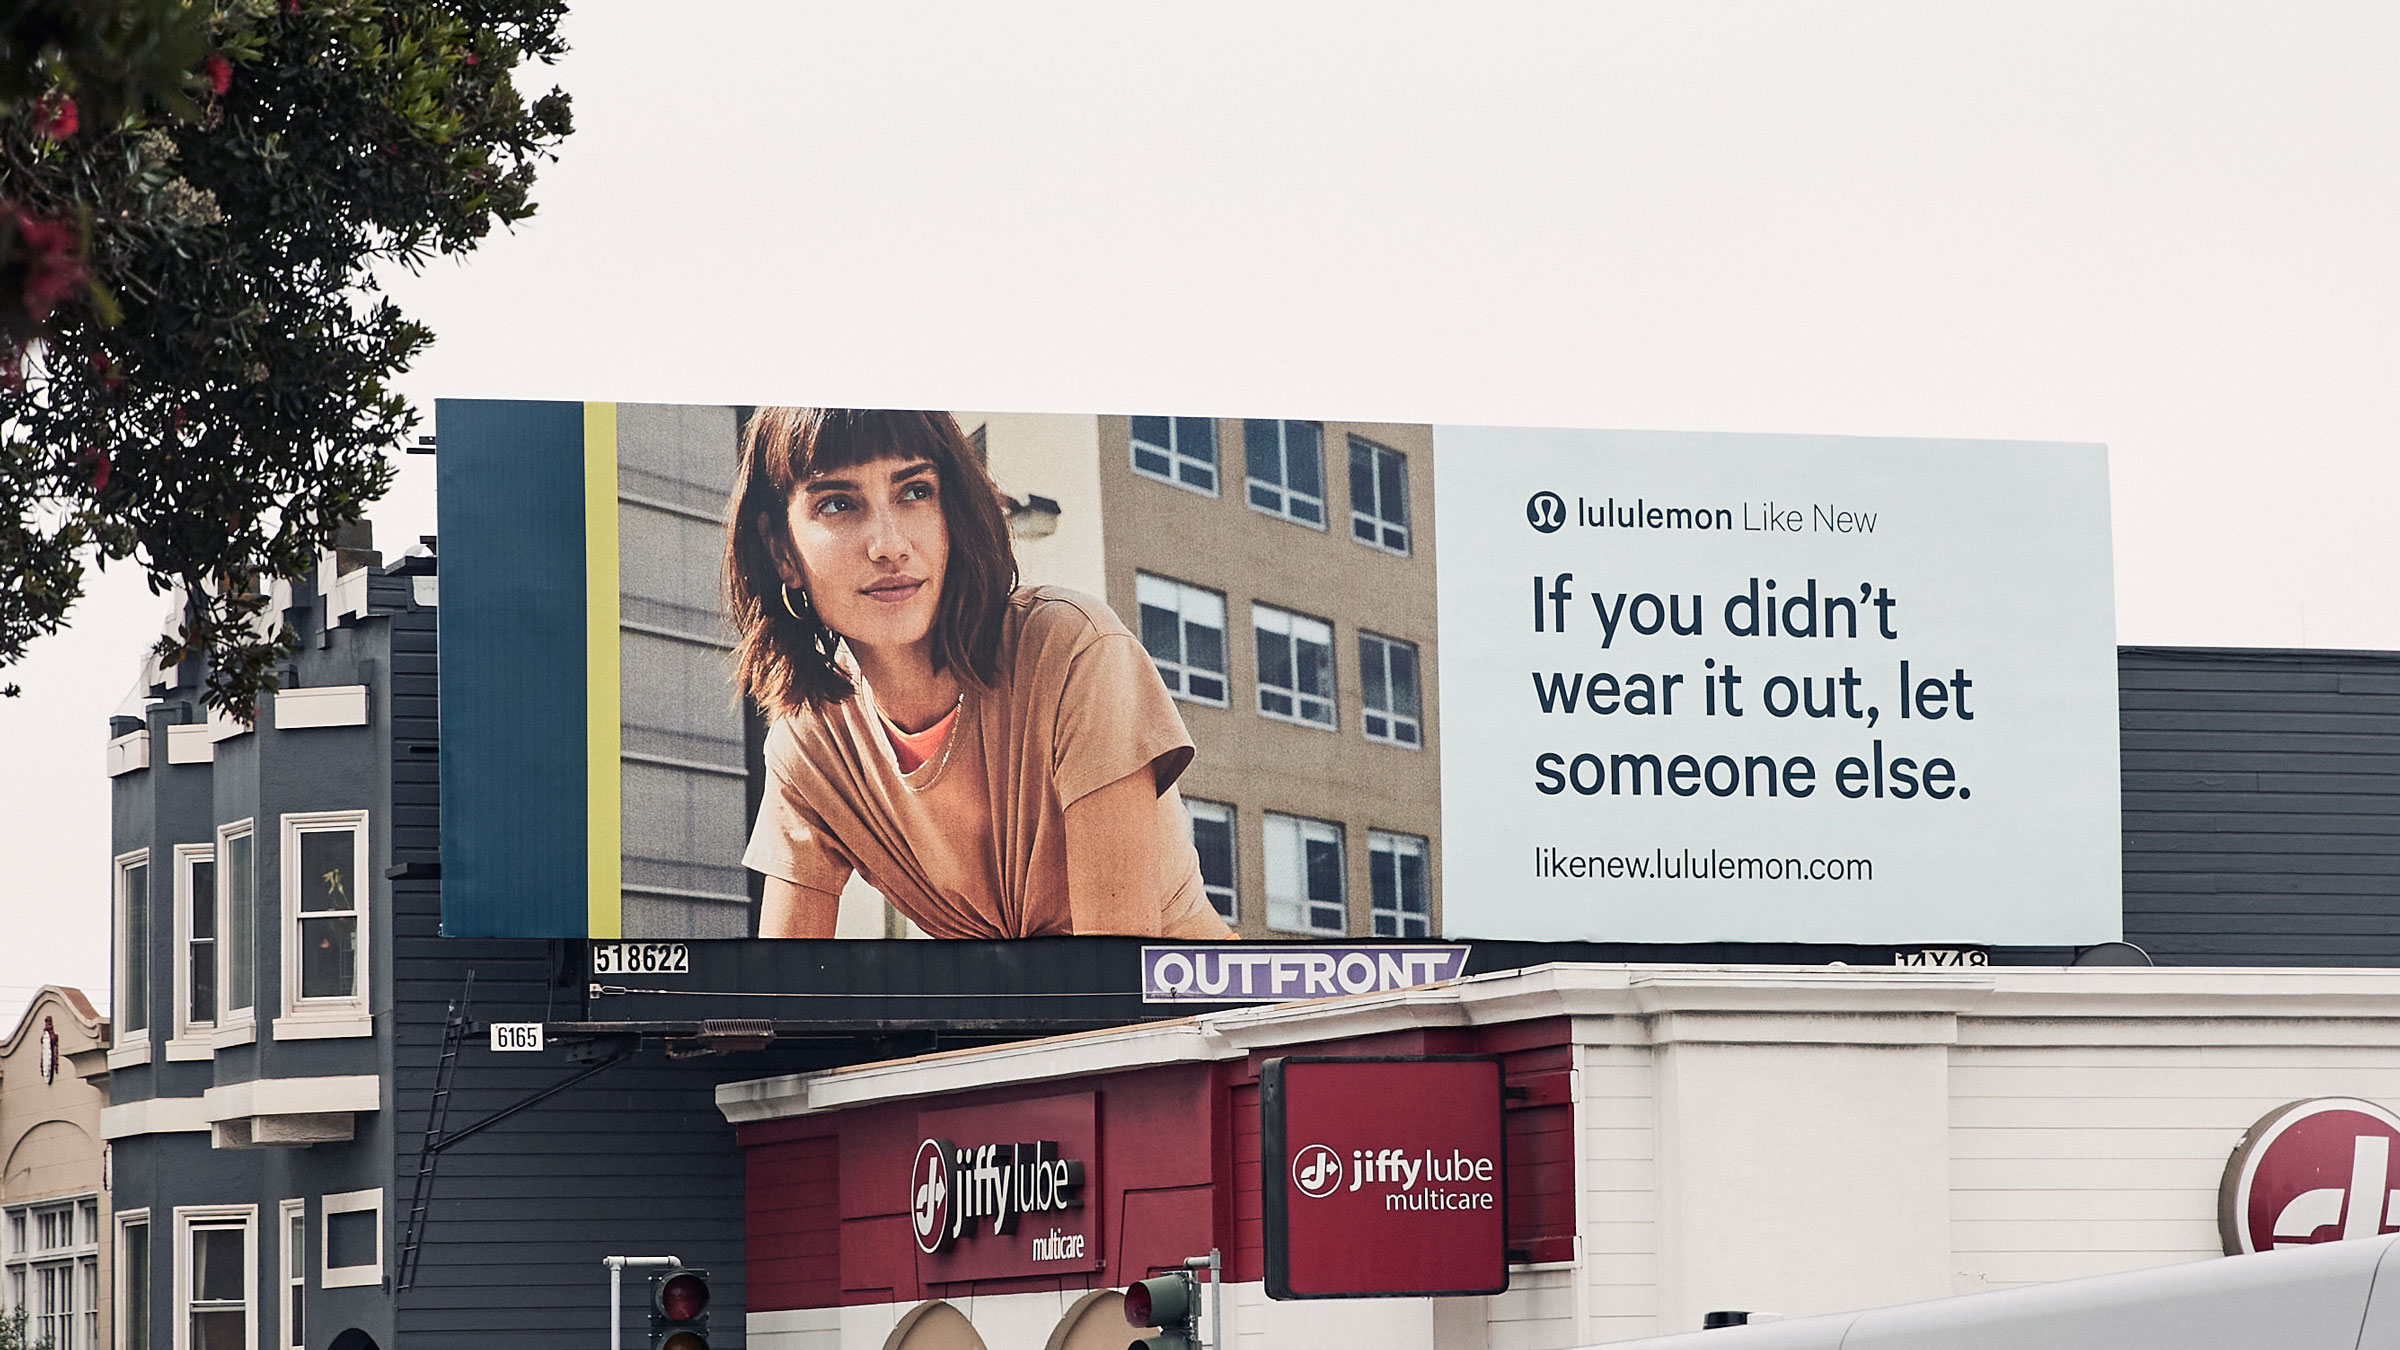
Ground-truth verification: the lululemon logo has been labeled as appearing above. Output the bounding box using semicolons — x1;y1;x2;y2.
1292;1143;1343;1199
1526;490;1566;533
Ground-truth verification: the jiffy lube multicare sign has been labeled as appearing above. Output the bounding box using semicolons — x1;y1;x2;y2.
910;1093;1099;1280
1433;427;2120;944
1261;1056;1509;1299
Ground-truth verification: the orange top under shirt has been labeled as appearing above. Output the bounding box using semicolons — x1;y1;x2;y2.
879;703;961;773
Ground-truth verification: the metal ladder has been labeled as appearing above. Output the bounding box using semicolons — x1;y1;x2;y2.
397;970;473;1292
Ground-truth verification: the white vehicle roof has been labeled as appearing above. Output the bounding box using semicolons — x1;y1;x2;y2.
1589;1234;2400;1350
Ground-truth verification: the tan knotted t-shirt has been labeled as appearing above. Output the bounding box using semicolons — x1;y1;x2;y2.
743;586;1232;939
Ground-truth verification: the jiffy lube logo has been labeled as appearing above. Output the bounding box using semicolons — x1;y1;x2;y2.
2221;1098;2400;1256
1292;1144;1343;1198
1294;1144;1499;1212
909;1136;1084;1255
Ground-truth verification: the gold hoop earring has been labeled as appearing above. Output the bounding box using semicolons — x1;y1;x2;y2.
781;583;811;621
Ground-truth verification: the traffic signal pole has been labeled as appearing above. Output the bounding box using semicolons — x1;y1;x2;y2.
603;1255;683;1350
1186;1250;1222;1350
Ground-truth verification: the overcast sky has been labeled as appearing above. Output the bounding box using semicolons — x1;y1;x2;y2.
4;1;2397;1028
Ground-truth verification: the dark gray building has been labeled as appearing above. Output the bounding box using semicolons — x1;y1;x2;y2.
99;530;823;1350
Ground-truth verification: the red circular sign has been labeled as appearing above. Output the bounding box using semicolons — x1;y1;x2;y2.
2219;1098;2400;1255
910;1137;956;1255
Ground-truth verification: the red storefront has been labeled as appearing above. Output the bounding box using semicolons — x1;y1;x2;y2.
722;1014;1575;1348
718;964;2400;1347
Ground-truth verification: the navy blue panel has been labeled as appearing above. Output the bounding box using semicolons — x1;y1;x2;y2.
437;399;587;937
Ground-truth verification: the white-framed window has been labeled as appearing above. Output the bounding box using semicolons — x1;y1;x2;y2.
1348;436;1411;555
172;844;218;1048
1264;813;1345;936
317;1191;380;1290
4;1196;99;1350
115;1211;149;1350
1129;416;1219;495
1369;831;1432;938
282;812;367;1016
172;1206;254;1350
216;824;257;1030
1252;604;1336;729
1357;631;1423;748
115;851;153;1051
275;1202;302;1350
1185;799;1237;924
1242;419;1325;528
1135;574;1229;707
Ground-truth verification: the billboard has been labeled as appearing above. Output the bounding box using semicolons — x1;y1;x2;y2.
437;401;2118;946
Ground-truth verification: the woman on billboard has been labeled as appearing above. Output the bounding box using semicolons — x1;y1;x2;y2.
725;407;1234;940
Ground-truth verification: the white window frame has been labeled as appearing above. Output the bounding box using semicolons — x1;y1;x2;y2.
1357;631;1424;749
80;1200;98;1350
1135;574;1230;708
275;1201;302;1350
1348;436;1412;556
114;1210;149;1350
170;1205;255;1350
5;1195;100;1350
316;1191;381;1290
168;843;217;1060
111;850;154;1068
1242;419;1327;529
1369;830;1433;938
1263;812;1346;937
1185;799;1238;925
1252;604;1337;730
1128;416;1220;496
278;811;369;1028
213;822;258;1049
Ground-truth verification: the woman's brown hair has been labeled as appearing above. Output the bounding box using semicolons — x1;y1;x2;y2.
726;408;1018;715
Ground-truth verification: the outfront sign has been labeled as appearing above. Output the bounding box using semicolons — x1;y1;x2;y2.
2220;1097;2400;1255
911;1093;1100;1281
1261;1056;1509;1299
1141;945;1472;1003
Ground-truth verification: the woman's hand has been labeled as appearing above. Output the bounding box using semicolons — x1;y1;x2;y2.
1064;766;1177;936
760;876;842;938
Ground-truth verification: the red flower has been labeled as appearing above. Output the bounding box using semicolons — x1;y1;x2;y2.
463;51;480;66
77;446;111;491
205;55;232;96
34;94;77;140
15;212;86;321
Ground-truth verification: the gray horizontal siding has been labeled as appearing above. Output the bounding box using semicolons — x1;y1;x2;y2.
391;597;767;1350
2120;647;2400;965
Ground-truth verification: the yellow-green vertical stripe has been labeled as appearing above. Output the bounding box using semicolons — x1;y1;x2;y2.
584;402;623;939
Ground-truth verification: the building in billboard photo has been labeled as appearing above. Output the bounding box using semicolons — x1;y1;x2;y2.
979;413;1442;944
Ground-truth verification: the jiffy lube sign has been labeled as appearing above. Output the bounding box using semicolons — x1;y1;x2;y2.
1261;1056;1509;1299
910;1093;1099;1280
1433;427;2121;944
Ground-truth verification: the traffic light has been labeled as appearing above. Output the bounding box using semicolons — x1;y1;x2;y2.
648;1267;710;1350
1123;1271;1199;1350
